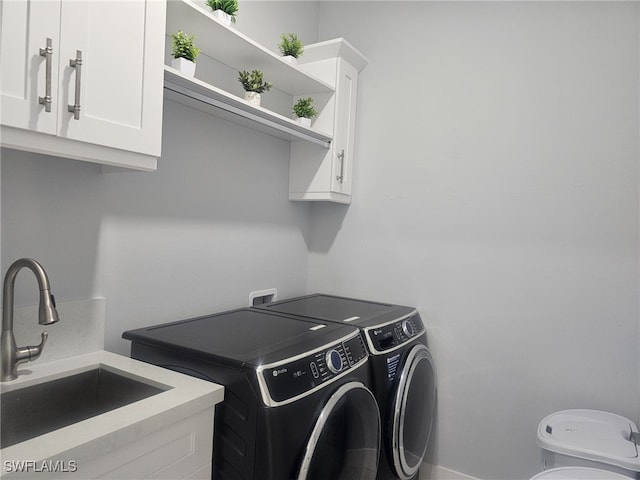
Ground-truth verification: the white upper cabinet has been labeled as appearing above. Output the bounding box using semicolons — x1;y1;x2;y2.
290;40;368;204
0;0;61;136
0;0;166;171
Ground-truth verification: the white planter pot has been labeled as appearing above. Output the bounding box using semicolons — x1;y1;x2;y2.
296;117;311;128
212;9;232;25
171;57;196;77
282;55;298;66
244;91;261;106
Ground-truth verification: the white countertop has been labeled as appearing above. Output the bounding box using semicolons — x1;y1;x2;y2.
0;350;224;466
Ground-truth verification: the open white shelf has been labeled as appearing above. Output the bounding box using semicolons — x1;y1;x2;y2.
164;0;369;203
164;67;333;147
166;0;334;96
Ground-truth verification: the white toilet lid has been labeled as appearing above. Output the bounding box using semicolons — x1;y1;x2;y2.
537;410;640;471
530;467;633;479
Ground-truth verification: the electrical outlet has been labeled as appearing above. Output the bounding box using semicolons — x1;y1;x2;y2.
249;288;278;306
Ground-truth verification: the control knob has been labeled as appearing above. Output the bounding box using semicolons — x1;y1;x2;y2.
325;349;344;374
402;319;415;337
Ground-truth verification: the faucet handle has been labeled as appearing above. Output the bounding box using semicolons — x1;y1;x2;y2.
16;332;49;363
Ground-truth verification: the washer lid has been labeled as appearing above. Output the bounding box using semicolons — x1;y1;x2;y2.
530;467;632;480
257;294;416;328
122;308;356;366
537;410;640;471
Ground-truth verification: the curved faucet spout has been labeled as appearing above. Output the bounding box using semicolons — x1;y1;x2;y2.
1;258;60;382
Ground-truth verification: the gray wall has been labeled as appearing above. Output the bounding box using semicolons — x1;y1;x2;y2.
311;2;640;479
1;2;638;480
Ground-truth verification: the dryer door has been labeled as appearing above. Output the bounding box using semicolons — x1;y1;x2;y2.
297;381;381;480
391;344;436;480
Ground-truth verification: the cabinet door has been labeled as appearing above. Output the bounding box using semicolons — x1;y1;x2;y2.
56;0;165;156
289;54;362;204
330;59;359;196
0;0;60;135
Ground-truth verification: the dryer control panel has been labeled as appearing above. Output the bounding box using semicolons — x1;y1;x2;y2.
258;332;368;406
366;313;425;354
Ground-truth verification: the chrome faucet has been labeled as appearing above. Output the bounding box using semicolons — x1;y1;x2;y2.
1;258;60;382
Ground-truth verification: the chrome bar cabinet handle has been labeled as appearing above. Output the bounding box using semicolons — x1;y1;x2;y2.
336;149;345;184
68;50;83;120
38;38;53;112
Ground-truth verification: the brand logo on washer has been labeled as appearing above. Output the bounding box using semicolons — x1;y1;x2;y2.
272;368;288;377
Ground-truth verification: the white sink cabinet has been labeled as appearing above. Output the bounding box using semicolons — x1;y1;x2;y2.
0;0;166;171
0;351;224;479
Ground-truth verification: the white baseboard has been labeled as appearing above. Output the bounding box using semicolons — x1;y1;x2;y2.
421;464;482;480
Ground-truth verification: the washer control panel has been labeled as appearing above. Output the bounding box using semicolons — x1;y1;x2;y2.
367;313;424;353
260;332;367;405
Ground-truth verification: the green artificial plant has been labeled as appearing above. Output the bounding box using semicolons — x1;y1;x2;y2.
278;33;304;58
171;31;200;62
238;70;272;93
292;97;318;119
206;0;238;23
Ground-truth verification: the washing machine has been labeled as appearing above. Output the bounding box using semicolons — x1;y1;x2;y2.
122;307;381;480
255;294;436;480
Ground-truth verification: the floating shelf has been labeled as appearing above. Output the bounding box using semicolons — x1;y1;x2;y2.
166;0;334;96
164;67;333;147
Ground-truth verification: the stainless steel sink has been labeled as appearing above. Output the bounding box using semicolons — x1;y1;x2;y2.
1;367;167;448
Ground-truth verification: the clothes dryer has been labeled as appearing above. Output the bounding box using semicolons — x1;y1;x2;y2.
122;307;380;480
256;294;436;480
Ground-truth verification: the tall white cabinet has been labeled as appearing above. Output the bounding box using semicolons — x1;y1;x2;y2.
290;40;368;204
0;0;166;171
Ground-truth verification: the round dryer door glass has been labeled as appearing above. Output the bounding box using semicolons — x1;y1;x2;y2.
392;344;436;480
297;381;381;480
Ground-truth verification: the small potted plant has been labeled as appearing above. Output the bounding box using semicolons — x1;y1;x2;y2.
206;0;238;25
170;30;200;77
278;33;304;65
238;69;272;106
292;97;318;127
